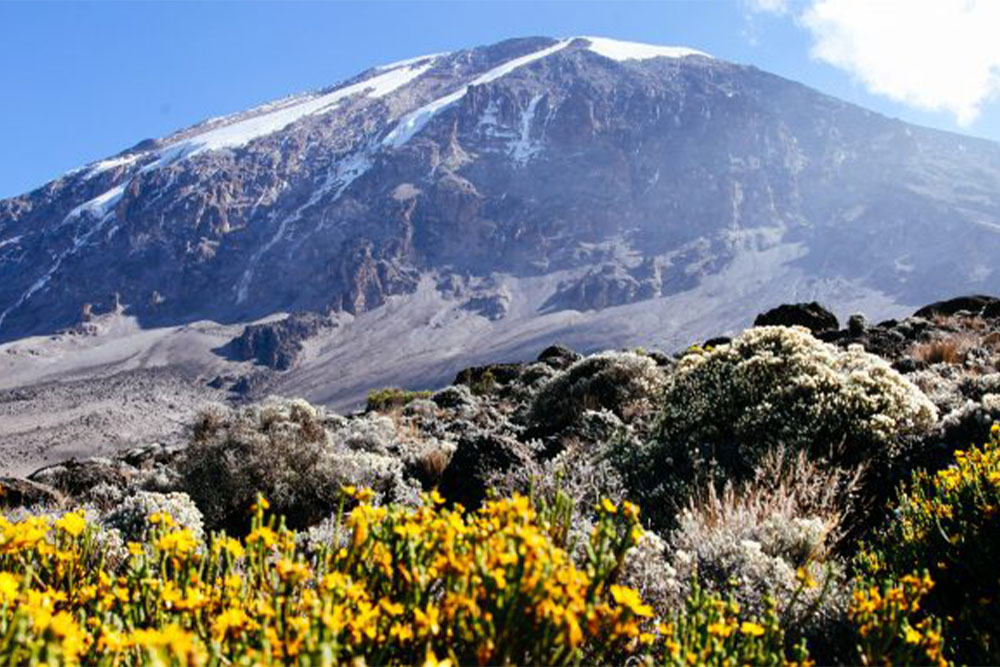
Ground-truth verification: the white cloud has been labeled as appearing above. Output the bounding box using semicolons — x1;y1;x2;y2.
753;0;1000;126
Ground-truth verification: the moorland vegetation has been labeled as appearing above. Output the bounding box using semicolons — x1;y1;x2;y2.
4;300;1000;665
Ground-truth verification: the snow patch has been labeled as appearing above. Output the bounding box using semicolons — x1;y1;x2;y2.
84;155;141;179
580;36;710;61
383;39;572;148
0;236;22;250
376;51;450;71
64;184;126;222
152;61;435;168
510;95;544;166
77;59;437;178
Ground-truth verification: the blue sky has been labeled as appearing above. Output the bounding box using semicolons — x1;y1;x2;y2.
2;0;999;199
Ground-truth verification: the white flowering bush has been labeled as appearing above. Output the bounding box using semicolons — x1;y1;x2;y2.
617;327;936;530
103;491;205;544
180;398;420;532
660;327;935;463
528;351;666;432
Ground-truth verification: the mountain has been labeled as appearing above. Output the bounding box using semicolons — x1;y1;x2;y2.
1;36;1000;472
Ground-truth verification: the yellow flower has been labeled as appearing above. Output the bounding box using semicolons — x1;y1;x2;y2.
275;558;310;583
147;512;176;528
213;606;251;640
796;567;818;590
0;571;19;604
48;611;87;659
740;621;765;637
380;599;404;616
422;649;452;667
55;511;87;537
154;528;198;557
246;526;277;548
414;605;441;636
609;584;653;617
905;625;923;644
217;536;245;559
707;621;734;637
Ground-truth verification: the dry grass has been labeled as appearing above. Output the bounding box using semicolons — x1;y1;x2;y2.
684;446;862;558
932;314;989;332
413;446;453;488
911;337;970;365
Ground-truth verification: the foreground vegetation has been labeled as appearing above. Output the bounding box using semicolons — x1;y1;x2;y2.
6;421;1000;667
6;313;1000;664
0;489;816;666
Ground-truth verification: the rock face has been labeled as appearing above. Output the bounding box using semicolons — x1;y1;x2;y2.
754;302;840;333
1;36;1000;348
232;312;328;370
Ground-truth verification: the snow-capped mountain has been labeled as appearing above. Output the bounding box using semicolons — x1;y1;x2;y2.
1;35;999;365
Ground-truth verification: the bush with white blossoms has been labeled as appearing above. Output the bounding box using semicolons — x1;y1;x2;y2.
528;351;666;432
663;326;936;462
616;326;937;531
103;490;205;544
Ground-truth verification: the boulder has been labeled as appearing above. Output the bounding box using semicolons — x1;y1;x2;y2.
0;478;64;509
438;433;537;509
29;458;130;499
753;302;839;334
536;344;581;370
231;312;327;370
913;295;999;320
703;336;732;348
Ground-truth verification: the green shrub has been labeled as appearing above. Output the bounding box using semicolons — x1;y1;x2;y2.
858;424;1000;663
528;351;665;433
365;387;433;412
618;326;936;530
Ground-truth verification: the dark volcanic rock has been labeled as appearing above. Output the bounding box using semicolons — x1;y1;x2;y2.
461;293;511;321
232;312;328;370
0;477;64;509
754;302;839;334
542;264;654;312
438;433;537;509
537;344;582;370
704;336;732;348
913;296;1000;319
29;459;130;499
